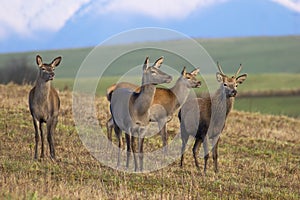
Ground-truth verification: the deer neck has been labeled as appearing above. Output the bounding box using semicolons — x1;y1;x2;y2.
171;76;190;107
35;77;51;101
213;85;235;117
133;84;156;115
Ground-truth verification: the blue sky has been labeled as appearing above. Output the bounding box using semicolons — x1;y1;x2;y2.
1;0;300;53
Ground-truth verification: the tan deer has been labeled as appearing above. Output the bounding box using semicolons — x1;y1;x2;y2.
29;55;62;160
110;56;172;171
179;62;247;174
106;67;201;152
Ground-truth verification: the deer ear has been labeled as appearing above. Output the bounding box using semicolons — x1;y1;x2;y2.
36;55;43;67
153;56;164;68
236;73;247;84
143;56;150;71
181;66;186;76
216;72;224;82
191;68;200;76
51;56;62;68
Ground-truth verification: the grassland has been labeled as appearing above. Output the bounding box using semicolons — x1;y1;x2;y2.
235;96;300;118
1;84;299;199
1;36;299;118
1;36;300;76
0;37;299;200
50;73;300;118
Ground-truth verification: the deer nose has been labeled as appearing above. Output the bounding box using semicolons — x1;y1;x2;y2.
166;75;172;83
49;72;55;79
197;80;202;87
231;90;237;96
193;80;201;88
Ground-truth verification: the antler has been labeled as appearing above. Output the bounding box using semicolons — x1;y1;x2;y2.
217;62;225;75
234;64;242;77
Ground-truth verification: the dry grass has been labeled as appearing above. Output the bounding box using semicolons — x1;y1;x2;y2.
0;84;299;199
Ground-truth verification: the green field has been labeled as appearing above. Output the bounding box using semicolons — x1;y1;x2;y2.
0;36;300;117
51;73;300;118
235;96;300;118
53;73;300;95
1;36;300;76
0;36;300;199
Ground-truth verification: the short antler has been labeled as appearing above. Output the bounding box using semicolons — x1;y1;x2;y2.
234;64;242;77
217;62;225;75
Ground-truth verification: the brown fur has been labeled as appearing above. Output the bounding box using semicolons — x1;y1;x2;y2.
29;55;62;160
179;63;247;174
106;67;201;150
110;57;172;171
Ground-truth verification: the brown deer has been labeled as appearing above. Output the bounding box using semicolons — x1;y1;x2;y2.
29;55;62;160
106;67;201;152
178;62;247;174
110;56;172;171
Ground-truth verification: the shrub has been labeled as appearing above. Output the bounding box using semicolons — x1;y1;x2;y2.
0;57;37;85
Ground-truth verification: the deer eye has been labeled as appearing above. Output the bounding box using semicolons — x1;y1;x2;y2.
223;83;228;87
151;71;157;75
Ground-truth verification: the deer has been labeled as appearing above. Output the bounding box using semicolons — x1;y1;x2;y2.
110;56;172;171
29;55;62;160
178;62;247;174
106;67;201;153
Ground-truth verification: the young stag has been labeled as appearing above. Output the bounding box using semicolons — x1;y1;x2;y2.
110;56;172;171
179;63;247;174
106;67;201;151
29;55;62;160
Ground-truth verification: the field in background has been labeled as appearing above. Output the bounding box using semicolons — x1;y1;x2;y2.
0;36;299;118
0;84;299;199
1;36;300;76
52;73;300;118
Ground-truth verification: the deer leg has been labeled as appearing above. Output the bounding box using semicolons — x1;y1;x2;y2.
106;117;114;142
180;131;189;167
114;125;122;168
47;118;57;160
32;118;39;160
125;133;131;169
158;119;168;153
212;138;220;173
39;122;44;158
131;134;138;172
138;130;145;172
192;138;202;169
161;124;168;153
203;136;209;175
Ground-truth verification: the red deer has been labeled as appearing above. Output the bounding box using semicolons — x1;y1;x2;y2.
110;56;172;171
29;55;62;160
179;63;247;174
106;67;201;153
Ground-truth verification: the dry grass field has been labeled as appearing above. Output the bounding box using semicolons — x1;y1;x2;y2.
0;84;299;199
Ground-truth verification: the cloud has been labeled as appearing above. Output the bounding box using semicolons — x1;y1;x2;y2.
0;0;90;40
271;0;300;12
94;0;229;20
0;0;230;40
3;0;299;41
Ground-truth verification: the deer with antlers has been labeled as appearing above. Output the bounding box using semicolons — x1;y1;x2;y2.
29;55;62;160
106;67;201;153
110;56;172;171
179;62;247;174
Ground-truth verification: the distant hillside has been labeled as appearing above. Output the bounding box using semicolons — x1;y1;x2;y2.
0;36;299;79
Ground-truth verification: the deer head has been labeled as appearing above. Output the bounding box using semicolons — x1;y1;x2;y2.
142;56;172;85
36;55;62;82
216;62;247;97
180;66;201;88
